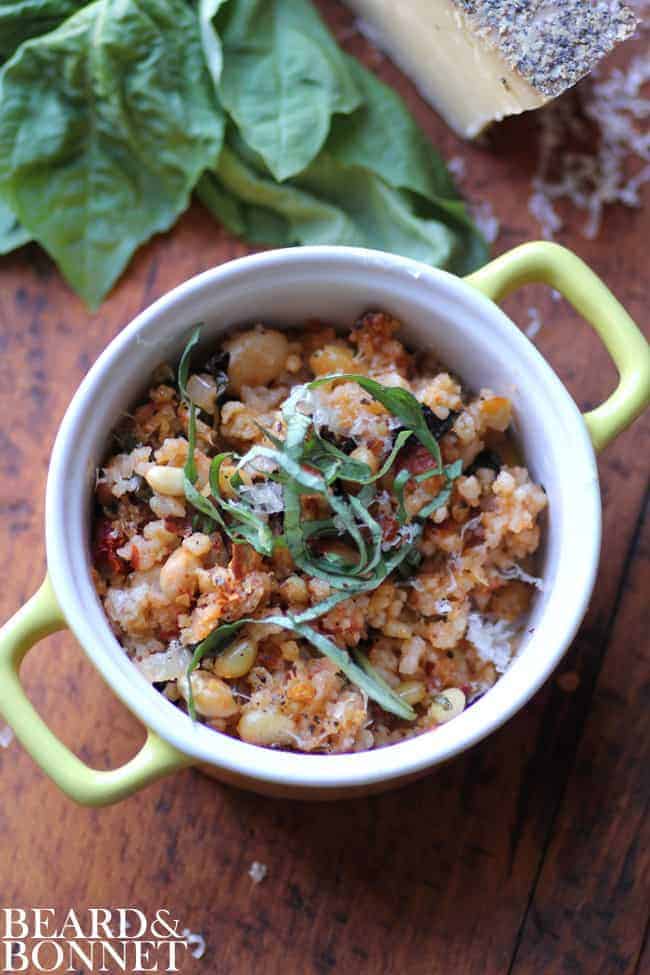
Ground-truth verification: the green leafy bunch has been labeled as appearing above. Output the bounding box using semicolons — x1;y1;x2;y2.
0;0;488;307
178;326;463;722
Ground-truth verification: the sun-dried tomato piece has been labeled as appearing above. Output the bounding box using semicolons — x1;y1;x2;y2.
93;517;126;576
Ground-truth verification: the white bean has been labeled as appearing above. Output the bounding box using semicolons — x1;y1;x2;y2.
145;465;185;497
225;327;289;394
237;709;295;747
159;546;200;599
212;640;257;679
178;672;239;719
428;688;466;724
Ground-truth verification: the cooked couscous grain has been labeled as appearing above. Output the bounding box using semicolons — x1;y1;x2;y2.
93;313;546;752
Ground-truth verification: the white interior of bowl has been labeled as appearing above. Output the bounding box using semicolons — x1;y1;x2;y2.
45;247;601;792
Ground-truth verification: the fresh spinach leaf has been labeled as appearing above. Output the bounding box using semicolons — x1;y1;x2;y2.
0;0;225;307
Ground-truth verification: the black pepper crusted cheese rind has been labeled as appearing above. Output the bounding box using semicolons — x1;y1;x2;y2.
455;0;638;98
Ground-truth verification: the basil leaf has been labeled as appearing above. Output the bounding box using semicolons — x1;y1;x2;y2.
0;198;29;254
245;441;386;583
445;459;464;480
304;427;412;485
212;0;361;180
186;618;247;719
186;611;415;722
410;461;463;520
209;454;274;556
0;0;225;308
178;325;202;403
310;374;443;472
197;10;486;276
352;647;400;699
417;483;454;520
201;136;468;271
393;468;411;524
253;422;285;450
198;0;229;88
183;470;226;530
291;589;354;623
178;325;202;489
276;616;415;720
327;56;458;204
0;0;84;64
324;56;488;275
348;495;383;575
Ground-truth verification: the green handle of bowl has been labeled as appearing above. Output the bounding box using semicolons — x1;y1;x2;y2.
465;241;650;451
0;576;191;806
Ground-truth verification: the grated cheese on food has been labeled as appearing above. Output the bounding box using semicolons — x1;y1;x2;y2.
466;612;519;673
239;481;284;515
381;523;420;551
498;564;545;590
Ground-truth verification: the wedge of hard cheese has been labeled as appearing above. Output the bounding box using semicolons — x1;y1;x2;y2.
345;0;638;137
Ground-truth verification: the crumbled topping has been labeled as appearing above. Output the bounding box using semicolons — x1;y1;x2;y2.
529;52;650;239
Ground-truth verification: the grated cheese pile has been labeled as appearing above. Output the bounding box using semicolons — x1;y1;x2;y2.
239;481;285;515
529;26;650;241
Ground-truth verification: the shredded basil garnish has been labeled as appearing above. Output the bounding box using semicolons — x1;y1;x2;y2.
309;374;445;473
176;330;465;724
187;614;415;721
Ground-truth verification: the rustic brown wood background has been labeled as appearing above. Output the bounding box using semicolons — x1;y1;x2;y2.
0;5;648;973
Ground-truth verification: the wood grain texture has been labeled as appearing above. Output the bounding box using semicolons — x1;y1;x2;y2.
0;5;648;974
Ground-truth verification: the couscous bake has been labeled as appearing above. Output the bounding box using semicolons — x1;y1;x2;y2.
92;312;546;753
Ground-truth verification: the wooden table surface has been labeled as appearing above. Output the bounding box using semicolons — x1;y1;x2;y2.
1;5;648;974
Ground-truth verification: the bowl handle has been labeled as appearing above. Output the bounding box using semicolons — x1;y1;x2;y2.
0;576;191;806
464;241;650;451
